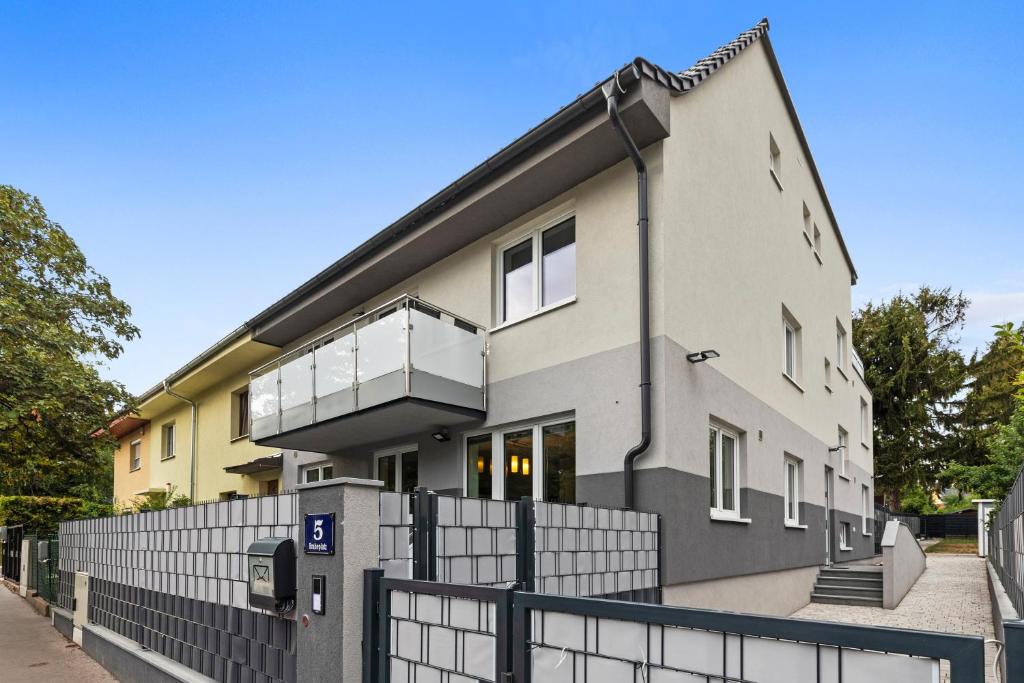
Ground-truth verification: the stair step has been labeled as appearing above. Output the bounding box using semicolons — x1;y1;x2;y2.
814;576;882;587
810;592;883;607
813;584;883;598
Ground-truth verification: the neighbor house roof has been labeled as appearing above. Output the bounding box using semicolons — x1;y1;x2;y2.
128;17;855;409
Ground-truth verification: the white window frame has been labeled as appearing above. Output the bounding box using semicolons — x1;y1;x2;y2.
494;211;576;327
784;456;804;527
784;320;797;379
836;321;848;374
302;461;335;485
837;426;849;478
129;439;142;472
461;415;575;502
769;133;783;190
161;423;176;460
839;521;852;551
862;485;872;536
709;424;745;522
373;444;418;493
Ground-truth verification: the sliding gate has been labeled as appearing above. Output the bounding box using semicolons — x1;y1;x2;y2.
365;570;987;682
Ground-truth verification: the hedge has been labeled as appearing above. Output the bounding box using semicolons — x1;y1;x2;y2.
0;496;116;534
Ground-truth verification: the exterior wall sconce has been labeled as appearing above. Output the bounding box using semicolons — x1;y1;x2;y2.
522;458;530;476
431;429;450;442
828;445;846;453
686;349;721;363
510;455;519;473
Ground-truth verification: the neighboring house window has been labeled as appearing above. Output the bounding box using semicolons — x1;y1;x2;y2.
782;308;801;383
839;522;851;550
836;321;848;371
303;463;335;485
498;216;576;324
838;427;849;477
784;456;802;525
161;423;175;460
264;479;279;496
464;418;576;504
860;398;870;445
130;440;142;471
862;485;871;535
374;448;418;493
232;388;250;439
769;133;782;188
709;425;741;518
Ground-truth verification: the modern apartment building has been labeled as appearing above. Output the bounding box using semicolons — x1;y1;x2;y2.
112;19;874;615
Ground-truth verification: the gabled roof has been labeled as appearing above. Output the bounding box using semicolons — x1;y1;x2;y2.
128;18;855;400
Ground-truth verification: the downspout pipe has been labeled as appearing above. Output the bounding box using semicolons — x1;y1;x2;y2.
604;73;650;510
163;380;198;502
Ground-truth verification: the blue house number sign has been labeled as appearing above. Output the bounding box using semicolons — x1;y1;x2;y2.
304;513;335;555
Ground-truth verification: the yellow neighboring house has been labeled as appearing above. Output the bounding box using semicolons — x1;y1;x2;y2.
111;328;282;506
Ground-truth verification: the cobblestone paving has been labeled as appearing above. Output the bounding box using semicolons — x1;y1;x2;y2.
792;554;998;682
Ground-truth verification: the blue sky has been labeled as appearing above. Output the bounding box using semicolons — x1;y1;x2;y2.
2;2;1022;394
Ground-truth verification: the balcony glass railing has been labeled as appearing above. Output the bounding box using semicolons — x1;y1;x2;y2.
249;296;486;441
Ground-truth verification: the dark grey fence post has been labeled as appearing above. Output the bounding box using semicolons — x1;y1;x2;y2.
412;487;437;581
1006;620;1024;683
362;569;383;683
516;497;535;592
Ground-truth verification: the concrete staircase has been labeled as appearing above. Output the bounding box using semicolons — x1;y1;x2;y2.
810;566;883;606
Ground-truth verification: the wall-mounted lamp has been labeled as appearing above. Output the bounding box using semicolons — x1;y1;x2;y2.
510;455;519;473
686;349;721;364
522;458;530;476
431;428;450;443
828;445;847;453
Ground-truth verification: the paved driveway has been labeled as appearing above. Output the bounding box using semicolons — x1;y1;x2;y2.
792;554;998;682
0;585;117;682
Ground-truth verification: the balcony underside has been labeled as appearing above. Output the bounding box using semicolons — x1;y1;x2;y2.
253;396;483;453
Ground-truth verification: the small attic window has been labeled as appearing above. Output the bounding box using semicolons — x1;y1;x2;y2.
802;203;812;245
769;133;783;190
812;224;822;259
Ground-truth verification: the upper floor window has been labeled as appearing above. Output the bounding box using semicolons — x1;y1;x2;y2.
837;426;849;477
860;398;870;446
303;462;335;485
836;321;848;371
782;307;802;384
130;440;142;471
769;133;782;189
161;423;175;460
802;203;812;243
498;216;576;324
812;224;822;258
231;387;250;440
709;424;741;519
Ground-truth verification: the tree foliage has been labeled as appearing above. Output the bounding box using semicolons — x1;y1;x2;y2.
0;496;116;534
957;323;1024;466
853;286;969;504
0;185;139;499
943;397;1024;501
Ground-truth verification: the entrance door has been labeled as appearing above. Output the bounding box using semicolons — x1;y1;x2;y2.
824;467;833;566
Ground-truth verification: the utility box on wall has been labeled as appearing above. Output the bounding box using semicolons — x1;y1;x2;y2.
246;537;297;612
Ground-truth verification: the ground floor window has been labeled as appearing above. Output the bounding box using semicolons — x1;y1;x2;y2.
303;462;335;484
784;456;801;525
839;521;851;550
709;424;740;518
862;485;871;534
375;447;418;493
463;418;575;503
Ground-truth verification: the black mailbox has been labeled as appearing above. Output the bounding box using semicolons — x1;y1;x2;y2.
246;537;296;612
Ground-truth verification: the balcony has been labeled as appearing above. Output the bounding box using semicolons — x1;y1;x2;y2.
248;295;486;452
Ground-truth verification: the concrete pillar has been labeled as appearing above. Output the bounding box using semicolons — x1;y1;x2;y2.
73;571;89;645
295;477;382;683
972;499;996;557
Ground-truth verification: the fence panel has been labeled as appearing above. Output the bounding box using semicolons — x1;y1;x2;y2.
435;494;517;586
1;525;25;582
35;535;60;604
378;492;413;579
989;467;1024;616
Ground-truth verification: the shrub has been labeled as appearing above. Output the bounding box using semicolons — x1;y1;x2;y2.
0;496;114;534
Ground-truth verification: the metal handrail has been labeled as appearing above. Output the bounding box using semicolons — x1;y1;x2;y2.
249;293;487;377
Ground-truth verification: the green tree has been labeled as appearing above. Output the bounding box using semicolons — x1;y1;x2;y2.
957;323;1024;465
0;185;139;500
853;286;969;507
943;398;1024;500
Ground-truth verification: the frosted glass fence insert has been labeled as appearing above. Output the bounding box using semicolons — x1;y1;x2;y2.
248;296;485;440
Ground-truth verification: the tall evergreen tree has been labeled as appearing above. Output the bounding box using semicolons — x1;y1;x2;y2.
957;323;1024;466
853;286;968;506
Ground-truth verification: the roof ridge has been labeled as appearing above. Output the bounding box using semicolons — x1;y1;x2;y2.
677;18;770;91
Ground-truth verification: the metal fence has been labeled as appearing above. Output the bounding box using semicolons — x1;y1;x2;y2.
874;505;920;553
364;570;987;683
1;524;25;581
34;535;60;604
989;467;1024;616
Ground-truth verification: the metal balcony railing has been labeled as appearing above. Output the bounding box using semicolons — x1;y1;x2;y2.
248;295;487;441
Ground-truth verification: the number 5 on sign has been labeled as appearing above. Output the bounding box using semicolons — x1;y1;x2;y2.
303;512;335;555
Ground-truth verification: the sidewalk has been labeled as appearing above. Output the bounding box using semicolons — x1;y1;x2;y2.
792;554;998;682
0;584;117;682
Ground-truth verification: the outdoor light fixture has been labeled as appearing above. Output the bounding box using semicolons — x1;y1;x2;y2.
828;445;846;453
431;429;450;442
686;349;721;363
522;458;530;476
477;456;485;473
510;455;519;473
